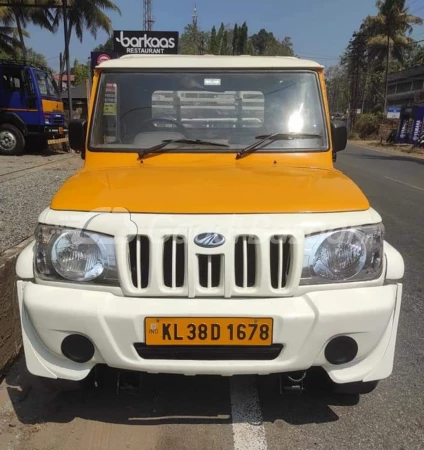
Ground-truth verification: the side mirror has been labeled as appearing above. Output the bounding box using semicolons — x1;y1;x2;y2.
69;119;87;159
331;120;347;153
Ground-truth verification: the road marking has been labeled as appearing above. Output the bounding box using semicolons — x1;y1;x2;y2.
230;377;267;450
384;176;424;192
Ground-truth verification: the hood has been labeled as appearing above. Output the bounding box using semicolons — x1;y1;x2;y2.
51;164;369;214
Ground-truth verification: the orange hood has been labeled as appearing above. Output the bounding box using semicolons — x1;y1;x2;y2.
51;163;369;214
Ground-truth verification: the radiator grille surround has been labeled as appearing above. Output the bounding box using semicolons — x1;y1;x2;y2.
125;230;300;297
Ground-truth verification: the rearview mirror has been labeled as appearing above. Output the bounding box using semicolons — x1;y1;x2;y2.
331;120;347;153
69;119;87;159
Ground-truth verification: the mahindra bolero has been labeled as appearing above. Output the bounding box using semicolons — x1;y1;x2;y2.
16;55;404;395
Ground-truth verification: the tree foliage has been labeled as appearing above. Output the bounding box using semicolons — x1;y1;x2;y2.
71;58;89;85
0;0;55;59
326;0;423;131
209;25;218;54
93;36;114;52
181;21;294;57
250;29;294;56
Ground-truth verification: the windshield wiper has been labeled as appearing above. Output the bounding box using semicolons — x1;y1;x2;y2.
138;139;229;161
236;133;322;159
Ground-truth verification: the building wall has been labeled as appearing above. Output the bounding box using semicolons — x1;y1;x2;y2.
387;65;424;108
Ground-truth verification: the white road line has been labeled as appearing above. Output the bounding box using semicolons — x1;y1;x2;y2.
230;377;267;450
384;176;424;192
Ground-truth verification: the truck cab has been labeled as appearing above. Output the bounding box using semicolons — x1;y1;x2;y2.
0;59;66;155
16;55;404;395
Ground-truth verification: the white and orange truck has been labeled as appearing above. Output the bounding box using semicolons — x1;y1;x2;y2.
16;55;404;395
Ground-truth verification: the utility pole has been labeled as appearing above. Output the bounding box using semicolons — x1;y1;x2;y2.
63;0;73;121
143;0;154;31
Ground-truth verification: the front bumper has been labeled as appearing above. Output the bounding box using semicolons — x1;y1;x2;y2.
17;281;402;383
44;126;66;140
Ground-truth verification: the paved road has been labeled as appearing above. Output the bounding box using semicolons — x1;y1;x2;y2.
1;143;423;450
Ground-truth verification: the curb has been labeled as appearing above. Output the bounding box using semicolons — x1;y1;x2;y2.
0;238;33;377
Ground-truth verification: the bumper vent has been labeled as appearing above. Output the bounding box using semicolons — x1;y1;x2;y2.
135;344;283;360
128;236;150;289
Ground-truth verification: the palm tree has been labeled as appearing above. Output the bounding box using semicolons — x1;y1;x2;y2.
0;0;56;60
366;0;423;111
53;0;120;89
0;25;21;55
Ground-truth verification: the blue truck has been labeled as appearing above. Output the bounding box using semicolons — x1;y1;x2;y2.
0;59;66;155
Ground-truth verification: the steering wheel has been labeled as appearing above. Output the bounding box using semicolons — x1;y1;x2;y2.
140;117;186;133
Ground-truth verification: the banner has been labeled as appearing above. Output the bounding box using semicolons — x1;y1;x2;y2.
113;30;179;56
411;106;424;143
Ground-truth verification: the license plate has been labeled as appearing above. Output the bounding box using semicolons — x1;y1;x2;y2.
145;317;273;346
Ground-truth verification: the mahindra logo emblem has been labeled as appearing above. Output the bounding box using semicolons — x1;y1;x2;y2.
194;233;226;248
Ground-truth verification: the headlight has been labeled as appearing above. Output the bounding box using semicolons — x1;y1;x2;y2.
301;224;384;285
35;225;118;285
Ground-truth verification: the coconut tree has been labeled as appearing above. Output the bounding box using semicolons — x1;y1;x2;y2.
52;0;120;89
0;25;22;55
0;0;56;60
366;0;423;111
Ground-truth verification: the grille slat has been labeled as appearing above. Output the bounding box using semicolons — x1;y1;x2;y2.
198;254;221;288
208;255;212;289
172;236;177;288
128;236;150;289
270;236;291;290
235;235;257;288
163;235;185;289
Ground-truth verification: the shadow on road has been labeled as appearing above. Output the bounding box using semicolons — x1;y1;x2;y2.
5;359;358;428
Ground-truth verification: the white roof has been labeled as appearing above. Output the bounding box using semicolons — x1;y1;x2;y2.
98;54;323;70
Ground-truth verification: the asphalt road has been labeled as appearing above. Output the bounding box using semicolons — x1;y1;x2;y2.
1;143;423;450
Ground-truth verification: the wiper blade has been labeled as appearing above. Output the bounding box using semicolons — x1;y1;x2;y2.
138;139;229;161
236;133;322;159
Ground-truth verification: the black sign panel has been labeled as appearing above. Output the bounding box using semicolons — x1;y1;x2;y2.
113;30;179;56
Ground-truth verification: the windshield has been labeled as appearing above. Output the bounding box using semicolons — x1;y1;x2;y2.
34;69;60;99
90;70;328;152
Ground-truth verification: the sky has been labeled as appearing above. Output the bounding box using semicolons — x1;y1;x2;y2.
25;0;424;72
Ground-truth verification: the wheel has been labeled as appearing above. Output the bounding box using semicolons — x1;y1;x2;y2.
332;380;379;395
0;123;25;155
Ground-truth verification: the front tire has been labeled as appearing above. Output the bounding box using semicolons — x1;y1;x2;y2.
0;123;25;155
